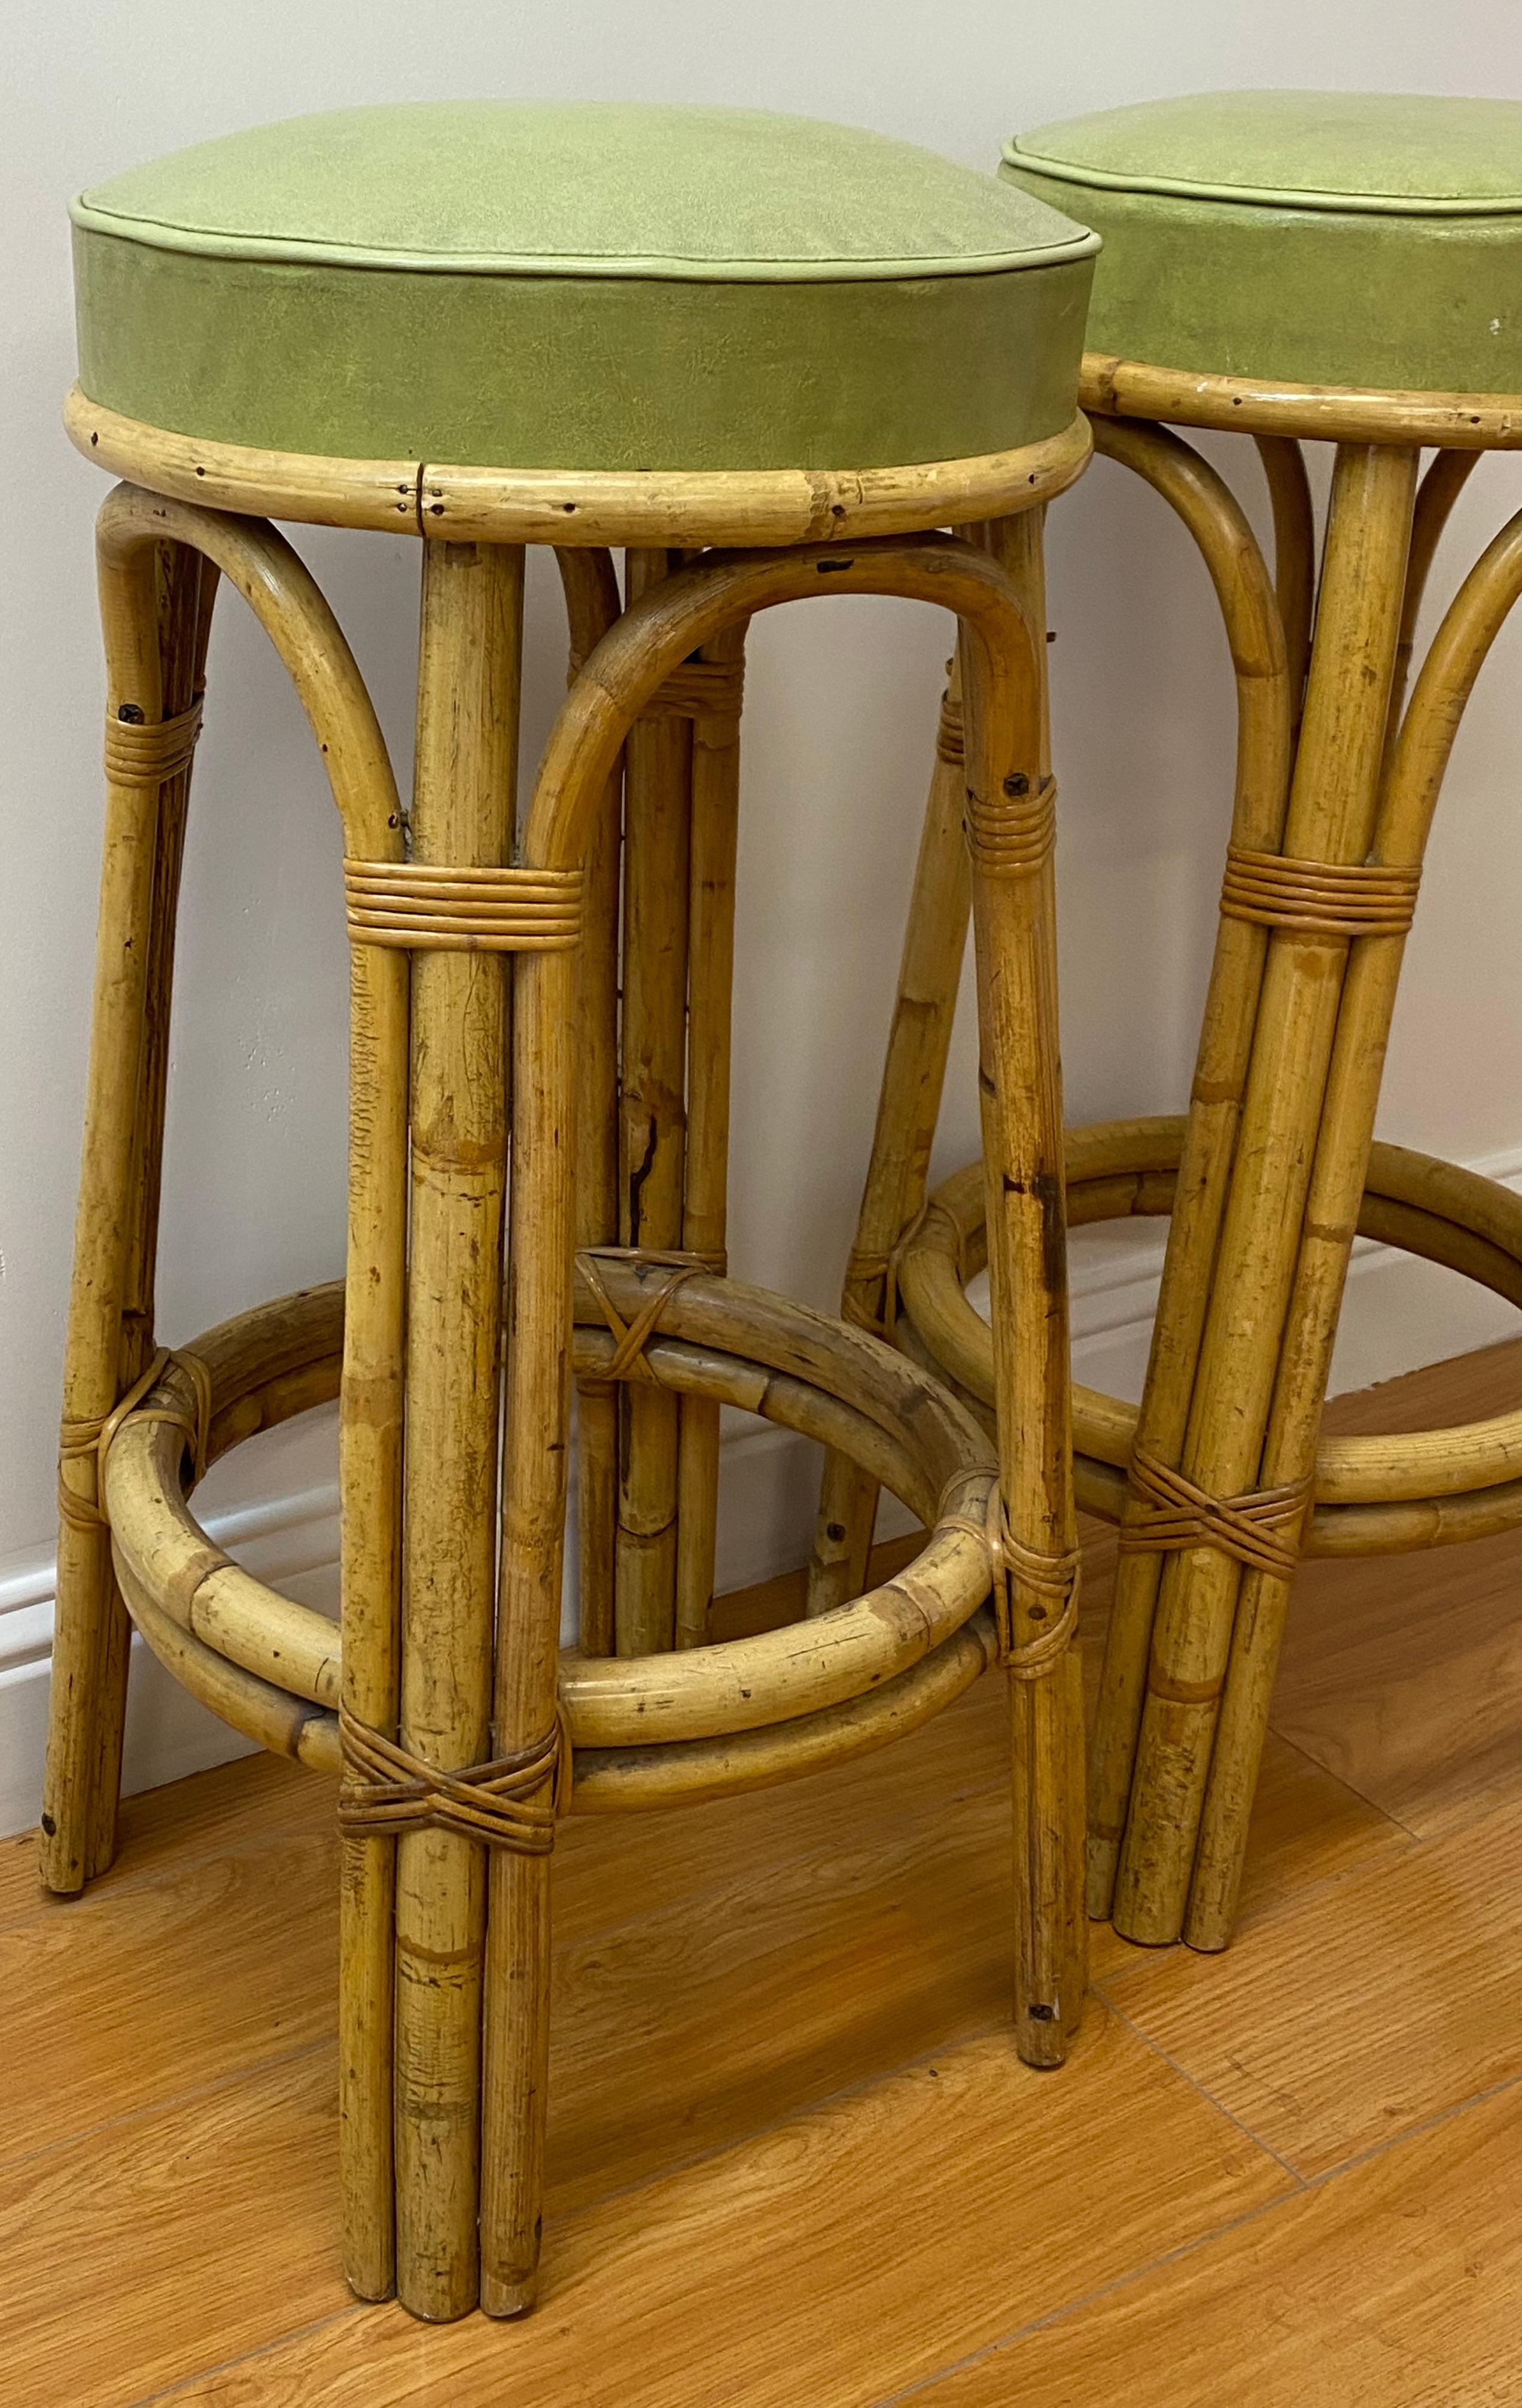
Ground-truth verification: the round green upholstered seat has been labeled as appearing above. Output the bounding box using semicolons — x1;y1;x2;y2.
72;101;1097;474
1002;90;1522;397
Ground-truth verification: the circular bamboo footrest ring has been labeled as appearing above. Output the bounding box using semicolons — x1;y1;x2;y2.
101;1273;1004;1813
894;1116;1522;1558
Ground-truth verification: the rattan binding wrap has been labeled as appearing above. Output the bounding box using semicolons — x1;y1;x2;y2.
1219;846;1421;937
57;1345;212;1531
343;860;583;952
337;1700;571;1855
939;1478;1080;1677
1120;1447;1312;1581
576;1246;726;1386
964;773;1057;876
103;699;203;787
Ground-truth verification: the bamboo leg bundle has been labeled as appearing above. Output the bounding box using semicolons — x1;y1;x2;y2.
1081;419;1293;1918
1113;443;1418;1946
555;548;625;1658
676;620;748;1648
1186;487;1522;1947
1252;435;1315;736
616;548;693;1655
41;525;217;1893
393;541;522;2321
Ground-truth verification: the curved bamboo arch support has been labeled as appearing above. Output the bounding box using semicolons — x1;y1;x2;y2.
86;483;408;2297
1252;436;1314;723
486;516;1080;2311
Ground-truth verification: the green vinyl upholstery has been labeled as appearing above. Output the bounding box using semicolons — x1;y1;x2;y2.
73;100;1098;471
1002;90;1522;396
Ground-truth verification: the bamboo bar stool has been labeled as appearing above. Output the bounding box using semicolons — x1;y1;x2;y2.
40;102;1099;2319
814;89;1522;1955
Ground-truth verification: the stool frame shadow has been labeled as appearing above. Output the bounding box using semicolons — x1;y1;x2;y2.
813;353;1522;1955
41;398;1091;2318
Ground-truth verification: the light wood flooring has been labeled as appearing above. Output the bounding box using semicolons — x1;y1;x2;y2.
5;1339;1521;2404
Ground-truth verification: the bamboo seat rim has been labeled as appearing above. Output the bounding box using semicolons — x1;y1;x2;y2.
1080;350;1522;448
65;386;1092;545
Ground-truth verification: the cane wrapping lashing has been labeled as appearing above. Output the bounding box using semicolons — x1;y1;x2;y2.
337;1700;572;1854
964;773;1057;875
576;1246;722;1387
939;1478;1080;1677
936;683;964;766
843;1195;940;1342
1220;846;1421;938
343;859;583;952
567;650;745;723
57;1344;214;1531
1121;1446;1312;1581
103;698;204;788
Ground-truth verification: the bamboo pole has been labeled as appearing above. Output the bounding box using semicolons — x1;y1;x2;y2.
555;548;624;1657
1186;490;1522;1947
676;620;747;1647
1113;444;1418;1946
1080;420;1293;1919
616;548;692;1655
972;512;1085;2058
393;541;521;2321
41;520;212;1892
806;635;978;1618
479;944;576;2320
952;519;1079;2058
1253;435;1315;736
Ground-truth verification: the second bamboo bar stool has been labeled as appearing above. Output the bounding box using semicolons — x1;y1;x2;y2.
814;89;1522;1953
41;102;1098;2319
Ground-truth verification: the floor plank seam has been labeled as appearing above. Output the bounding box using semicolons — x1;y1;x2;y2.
869;2059;1522;2406
1085;1993;1309;2188
0;2033;332;2183
126;2303;369;2408
1261;1715;1424;1842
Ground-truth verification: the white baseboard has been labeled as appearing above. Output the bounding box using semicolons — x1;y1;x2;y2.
6;1143;1520;1840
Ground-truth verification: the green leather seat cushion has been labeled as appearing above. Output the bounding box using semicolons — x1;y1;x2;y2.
73;101;1097;473
1002;91;1522;395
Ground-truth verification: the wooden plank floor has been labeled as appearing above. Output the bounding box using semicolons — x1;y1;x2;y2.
4;1339;1521;2406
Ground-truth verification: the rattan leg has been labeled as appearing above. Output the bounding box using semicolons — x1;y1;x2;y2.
616;548;692;1654
1113;443;1419;1945
676;622;747;1647
806;649;974;1618
966;513;1085;2062
41;525;215;1893
558;548;625;1660
392;541;522;2320
480;941;577;2316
